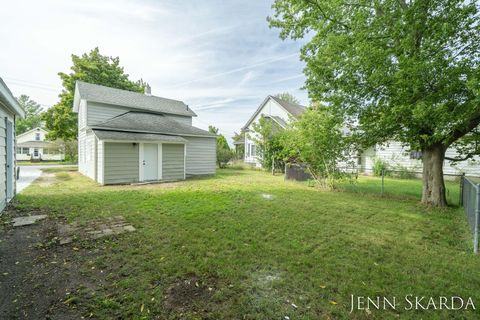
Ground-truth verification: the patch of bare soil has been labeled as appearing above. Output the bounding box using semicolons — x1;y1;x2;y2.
0;206;112;319
36;173;57;187
163;274;217;315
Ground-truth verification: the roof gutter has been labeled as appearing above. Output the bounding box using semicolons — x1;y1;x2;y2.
0;78;25;118
91;127;216;138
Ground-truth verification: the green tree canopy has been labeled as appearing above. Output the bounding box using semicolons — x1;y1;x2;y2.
16;95;43;134
269;0;480;206
250;116;285;170
282;106;353;189
209;125;232;167
274;92;300;104
44;47;146;141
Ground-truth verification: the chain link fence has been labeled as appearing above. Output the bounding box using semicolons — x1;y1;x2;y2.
461;176;480;253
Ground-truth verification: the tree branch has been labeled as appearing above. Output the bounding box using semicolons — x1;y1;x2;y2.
446;110;480;147
305;0;351;30
445;153;478;162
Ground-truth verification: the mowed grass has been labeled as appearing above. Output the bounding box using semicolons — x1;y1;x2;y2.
15;168;480;319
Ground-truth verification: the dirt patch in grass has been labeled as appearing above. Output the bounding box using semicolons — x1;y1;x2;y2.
36;172;58;187
0;206;120;319
163;274;217;314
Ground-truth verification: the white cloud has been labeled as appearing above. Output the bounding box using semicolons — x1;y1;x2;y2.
1;0;308;143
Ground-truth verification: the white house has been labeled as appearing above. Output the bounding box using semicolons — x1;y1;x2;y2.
0;77;25;212
241;95;306;167
241;95;479;176
360;142;480;176
16;127;65;161
74;81;216;185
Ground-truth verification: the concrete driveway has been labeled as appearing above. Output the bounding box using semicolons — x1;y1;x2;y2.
17;165;76;193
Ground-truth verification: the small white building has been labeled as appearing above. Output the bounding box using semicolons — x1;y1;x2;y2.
242;95;306;167
74;81;216;185
16;127;65;161
0;77;25;212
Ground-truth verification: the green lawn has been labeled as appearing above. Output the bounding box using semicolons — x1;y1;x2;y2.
15;168;480;319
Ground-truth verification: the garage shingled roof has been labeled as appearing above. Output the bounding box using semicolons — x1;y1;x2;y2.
75;81;196;117
93;130;188;143
92;112;216;138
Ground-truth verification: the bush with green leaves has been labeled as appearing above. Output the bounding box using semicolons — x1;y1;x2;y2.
281;107;355;189
208;125;233;168
373;159;388;177
250;116;286;172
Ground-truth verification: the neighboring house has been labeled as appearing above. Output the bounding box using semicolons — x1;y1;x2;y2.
360;142;480;176
16;127;65;161
241;95;306;167
0;77;25;212
74;81;216;185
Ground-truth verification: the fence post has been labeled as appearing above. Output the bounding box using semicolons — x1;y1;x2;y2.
475;184;480;254
460;173;465;207
381;169;385;196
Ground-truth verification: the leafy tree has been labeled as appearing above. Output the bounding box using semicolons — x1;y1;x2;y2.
250;116;286;171
282;107;354;189
44;47;145;142
274;92;300;104
208;125;233;168
16;95;43;134
269;0;480;206
232;131;245;159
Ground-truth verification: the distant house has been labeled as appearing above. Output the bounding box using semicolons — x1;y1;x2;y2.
241;95;306;167
360;142;480;176
0;77;25;211
16;127;65;161
73;81;216;185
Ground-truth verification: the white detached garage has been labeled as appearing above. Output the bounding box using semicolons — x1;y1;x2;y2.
74;81;216;185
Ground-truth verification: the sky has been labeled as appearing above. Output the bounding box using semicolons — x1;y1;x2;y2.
0;0;308;143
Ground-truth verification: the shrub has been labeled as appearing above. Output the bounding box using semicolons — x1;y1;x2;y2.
373;159;388;176
392;166;416;179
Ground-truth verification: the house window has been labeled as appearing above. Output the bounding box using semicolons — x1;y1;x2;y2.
251;144;256;157
17;147;29;154
35;132;40;141
410;151;422;160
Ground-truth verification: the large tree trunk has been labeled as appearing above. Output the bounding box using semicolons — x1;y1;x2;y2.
421;144;448;207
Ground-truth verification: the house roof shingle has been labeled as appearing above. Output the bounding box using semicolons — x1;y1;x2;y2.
92;112;216;138
93;130;188;143
241;95;306;130
75;81;196;117
269;95;306;118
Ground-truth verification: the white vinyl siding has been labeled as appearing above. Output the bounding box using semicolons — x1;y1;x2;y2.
83;131;96;180
87;102;129;126
97;140;104;184
78;100;87;129
362;142;480;176
184;137;216;176
87;102;194;127
162;144;185;180
78;129;86;175
104;142;139;184
0;106;15;211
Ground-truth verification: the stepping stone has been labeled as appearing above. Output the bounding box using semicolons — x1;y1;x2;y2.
12;215;47;227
